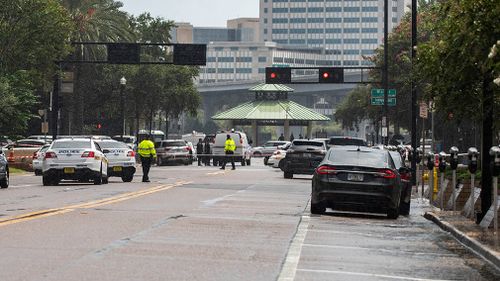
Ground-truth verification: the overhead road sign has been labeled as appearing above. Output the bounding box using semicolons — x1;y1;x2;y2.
371;89;396;106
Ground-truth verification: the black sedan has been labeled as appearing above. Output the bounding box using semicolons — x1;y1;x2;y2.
389;150;412;216
282;140;327;179
311;147;403;219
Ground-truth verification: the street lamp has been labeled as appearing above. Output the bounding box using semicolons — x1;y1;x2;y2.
120;77;126;140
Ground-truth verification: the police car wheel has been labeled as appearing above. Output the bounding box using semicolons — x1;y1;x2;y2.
102;176;109;184
94;165;103;185
0;172;9;188
122;174;133;182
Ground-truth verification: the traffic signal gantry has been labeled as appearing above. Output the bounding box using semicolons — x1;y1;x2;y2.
265;67;345;84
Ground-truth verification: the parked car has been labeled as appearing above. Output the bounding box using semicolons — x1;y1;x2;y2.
311;147;403;219
389;150;412;216
97;140;137;182
42;138;109;186
0;136;12;146
212;131;251;166
252;141;290;157
27;135;52;143
267;142;292;168
156;139;192;166
328;136;367;148
111;135;136;149
2;139;46;169
32;144;50;176
282;139;327;179
0;150;9;188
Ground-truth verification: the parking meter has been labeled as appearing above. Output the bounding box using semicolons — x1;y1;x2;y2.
438;152;447;173
426;152;435;171
467;147;479;174
490;146;500;177
449;146;459;170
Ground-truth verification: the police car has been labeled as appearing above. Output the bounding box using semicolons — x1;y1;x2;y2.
96;140;136;182
42;138;109;186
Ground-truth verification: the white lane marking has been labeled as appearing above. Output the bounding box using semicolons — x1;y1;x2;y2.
297;269;454;281
278;215;310;281
302;244;457;257
10;184;39;188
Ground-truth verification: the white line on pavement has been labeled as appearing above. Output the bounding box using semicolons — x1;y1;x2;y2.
277;214;310;281
297;269;454;281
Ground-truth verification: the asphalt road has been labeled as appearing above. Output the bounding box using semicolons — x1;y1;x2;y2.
0;160;498;281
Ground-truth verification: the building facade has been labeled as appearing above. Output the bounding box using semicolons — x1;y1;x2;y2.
260;0;410;66
199;41;331;84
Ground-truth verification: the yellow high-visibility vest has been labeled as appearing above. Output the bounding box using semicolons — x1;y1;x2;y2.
224;138;236;152
138;140;156;157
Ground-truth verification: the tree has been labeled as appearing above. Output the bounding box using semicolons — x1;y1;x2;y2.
416;0;499;218
0;0;73;135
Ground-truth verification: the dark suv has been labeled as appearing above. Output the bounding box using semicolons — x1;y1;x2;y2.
282;140;327;179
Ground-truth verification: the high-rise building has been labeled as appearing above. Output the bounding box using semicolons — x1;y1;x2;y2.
260;0;411;66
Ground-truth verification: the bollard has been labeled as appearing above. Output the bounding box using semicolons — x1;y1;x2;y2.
467;147;479;219
426;152;435;202
489;146;500;233
449;147;459;211
438;151;447;209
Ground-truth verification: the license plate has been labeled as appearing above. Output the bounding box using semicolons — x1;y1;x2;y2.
347;173;363;182
113;166;123;172
303;153;311;158
64;167;75;174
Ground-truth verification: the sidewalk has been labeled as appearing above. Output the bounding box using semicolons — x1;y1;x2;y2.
424;209;500;270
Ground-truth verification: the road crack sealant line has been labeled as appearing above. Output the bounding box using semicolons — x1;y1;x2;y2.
277;199;311;281
424;211;500;271
0;181;192;227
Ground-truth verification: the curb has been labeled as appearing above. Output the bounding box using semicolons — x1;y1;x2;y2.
424;212;500;270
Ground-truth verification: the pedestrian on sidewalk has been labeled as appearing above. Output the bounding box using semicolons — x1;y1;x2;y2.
220;134;236;170
137;135;156;182
196;138;204;166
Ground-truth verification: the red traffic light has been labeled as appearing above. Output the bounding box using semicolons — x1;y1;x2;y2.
270;72;277;79
265;67;291;84
318;67;343;83
97;123;102;129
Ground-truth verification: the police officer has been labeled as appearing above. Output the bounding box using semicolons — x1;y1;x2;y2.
220;134;236;170
196;138;204;166
138;136;156;182
204;138;212;166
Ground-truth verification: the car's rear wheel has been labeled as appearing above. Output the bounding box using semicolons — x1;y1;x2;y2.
399;201;410;216
278;159;285;171
263;156;269;165
42;175;50;186
34;169;42;176
94;166;103;185
102;176;109;184
246;158;251;166
284;171;293;179
310;202;325;214
0;171;9;189
122;174;133;182
387;208;399;219
241;159;246;166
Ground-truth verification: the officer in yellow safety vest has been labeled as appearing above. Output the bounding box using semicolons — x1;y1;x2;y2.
137;136;156;182
220;134;236;170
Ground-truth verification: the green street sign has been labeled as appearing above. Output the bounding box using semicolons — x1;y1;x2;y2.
371;97;396;106
371;89;396;98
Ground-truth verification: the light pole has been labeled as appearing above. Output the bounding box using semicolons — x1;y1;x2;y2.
120;77;126;140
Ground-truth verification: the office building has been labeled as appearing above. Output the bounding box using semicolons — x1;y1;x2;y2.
260;0;411;66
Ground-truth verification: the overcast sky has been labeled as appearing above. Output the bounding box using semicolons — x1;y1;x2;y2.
119;0;259;27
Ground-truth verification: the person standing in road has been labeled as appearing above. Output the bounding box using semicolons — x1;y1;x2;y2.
137;136;156;182
196;138;204;166
220;134;236;170
204;138;211;166
278;133;285;141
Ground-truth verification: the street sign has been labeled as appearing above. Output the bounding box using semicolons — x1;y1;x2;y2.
371;89;396;106
371;97;396;106
60;82;74;94
382;127;388;137
419;102;428;119
41;122;49;134
371;89;396;98
61;72;74;82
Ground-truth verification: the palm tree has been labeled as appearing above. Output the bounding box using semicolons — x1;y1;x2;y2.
60;0;135;133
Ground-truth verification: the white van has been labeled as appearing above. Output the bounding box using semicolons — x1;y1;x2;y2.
212;131;252;166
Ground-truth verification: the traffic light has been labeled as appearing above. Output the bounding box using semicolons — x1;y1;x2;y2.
318;68;344;83
97;123;102;130
266;67;291;84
